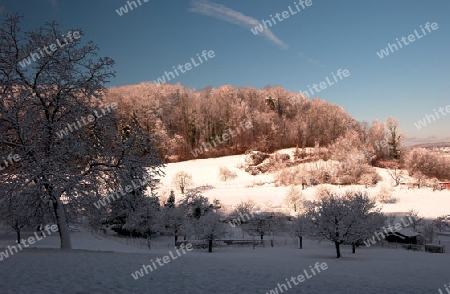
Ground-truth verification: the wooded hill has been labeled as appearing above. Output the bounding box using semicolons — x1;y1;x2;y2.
105;82;382;162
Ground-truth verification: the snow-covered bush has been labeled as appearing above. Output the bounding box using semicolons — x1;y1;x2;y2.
377;186;396;204
218;167;237;181
244;151;270;166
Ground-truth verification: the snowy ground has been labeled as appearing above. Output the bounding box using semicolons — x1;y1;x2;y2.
2;151;450;293
1;229;450;294
160;150;450;219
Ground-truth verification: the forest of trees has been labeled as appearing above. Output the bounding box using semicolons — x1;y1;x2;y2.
106;83;450;182
104;82;361;161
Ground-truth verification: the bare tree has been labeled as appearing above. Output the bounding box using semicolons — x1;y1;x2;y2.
386;163;405;187
172;171;193;194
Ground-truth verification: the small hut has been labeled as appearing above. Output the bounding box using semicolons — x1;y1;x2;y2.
385;228;425;245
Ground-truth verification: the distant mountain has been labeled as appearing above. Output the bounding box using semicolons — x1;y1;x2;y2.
407;142;450;149
402;136;450;147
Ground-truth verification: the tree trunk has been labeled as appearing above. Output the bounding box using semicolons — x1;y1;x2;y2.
352;243;356;254
14;228;20;244
52;197;72;249
299;236;303;249
334;241;341;258
174;234;178;247
208;239;212;253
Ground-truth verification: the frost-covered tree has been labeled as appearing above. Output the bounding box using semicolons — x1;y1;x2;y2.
404;148;450;181
284;185;305;213
164;190;176;208
161;202;187;246
360;174;374;188
291;214;308;249
306;191;382;258
344;192;384;253
406;210;424;231
428;178;441;191
377;186;395;204
122;195;161;249
367;119;388;159
231;200;256;219
0;187;53;243
432;216;450;232
172;171;193;194
422;221;435;243
195;212;227;253
179;190;212;239
412;172;427;189
0;15;164;249
180;190;211;219
243;212;275;246
385;117;403;160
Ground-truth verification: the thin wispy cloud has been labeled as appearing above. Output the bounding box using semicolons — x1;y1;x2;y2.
189;0;288;49
298;52;326;68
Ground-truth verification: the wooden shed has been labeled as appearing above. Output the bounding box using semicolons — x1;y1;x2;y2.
439;182;450;190
385;228;425;245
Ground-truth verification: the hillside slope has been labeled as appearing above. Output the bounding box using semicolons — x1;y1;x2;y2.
159;149;450;219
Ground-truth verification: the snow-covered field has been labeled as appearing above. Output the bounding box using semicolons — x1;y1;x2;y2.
160;150;450;219
2;151;450;293
0;227;450;294
1;229;450;294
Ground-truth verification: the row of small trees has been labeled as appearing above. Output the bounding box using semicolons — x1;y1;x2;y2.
403;148;450;183
235;189;450;258
95;185;383;257
97;189;226;252
231;189;385;258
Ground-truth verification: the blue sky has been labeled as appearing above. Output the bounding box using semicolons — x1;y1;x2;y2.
2;0;449;143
